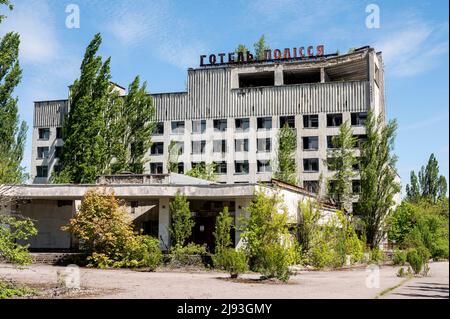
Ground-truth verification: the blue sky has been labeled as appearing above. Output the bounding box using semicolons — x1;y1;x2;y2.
0;0;448;193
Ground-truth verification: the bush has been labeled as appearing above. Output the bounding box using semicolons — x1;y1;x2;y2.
309;241;335;269
369;247;384;263
392;249;407;266
169;243;207;267
0;280;37;299
217;248;248;278
407;248;423;275
258;243;292;282
123;235;162;270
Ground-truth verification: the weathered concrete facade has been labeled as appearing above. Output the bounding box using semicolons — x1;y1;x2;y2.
31;46;385;208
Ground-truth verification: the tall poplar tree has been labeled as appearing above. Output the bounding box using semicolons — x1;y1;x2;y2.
358;111;400;248
253;34;270;61
0;4;28;184
56;33;111;183
327;121;357;211
405;171;420;203
273;124;297;185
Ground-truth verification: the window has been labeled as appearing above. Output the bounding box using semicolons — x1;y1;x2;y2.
192;120;206;134
36;165;48;178
57;200;72;207
56;127;62;139
351;112;367;126
191;162;205;170
352;157;361;170
280;116;295;129
213;140;226;153
150;162;163;174
327;157;343;171
303;115;319;128
327;113;343;127
235;139;249;152
304;180;319;193
37;147;49;159
328;180;337;194
213;119;227;132
153;122;164;135
169;141;184;155
235;161;249;174
191;140;206;154
327;136;337;149
257;138;271;152
53;164;62;174
171;121;185;134
55;146;63;159
176;162;184;174
352;180;361;194
303;158;319;172
353;134;368;148
238;71;274;88
257;160;272;173
38;128;50;140
302;136;318;150
257;117;272;130
235;118;249;132
214;161;227;174
283;69;321;85
150;142;164;155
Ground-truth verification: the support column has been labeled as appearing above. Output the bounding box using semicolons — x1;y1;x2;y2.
234;197;251;249
158;197;170;251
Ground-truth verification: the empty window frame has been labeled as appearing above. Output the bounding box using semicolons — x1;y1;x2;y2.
169;141;184;155
280;116;295;129
150;162;163;174
150;142;164;155
153;122;164;135
191;140;206;154
213;140;226;153
302;136;318;150
171;121;185;134
303;158;319;172
303;114;319;128
257;138;271;152
283;69;321;85
36;165;48;178
235;118;250;132
55;146;63;159
327;136;338;149
37;147;49;159
235;139;249;152
353;134;368;148
328;180;337;194
176;162;184;174
56;127;63;139
352;180;361;194
235;160;249;174
213;119;227;132
38;128;50;140
303;180;319;193
257;117;272;130
351;112;367;126
238;71;274;88
327;113;343;127
257;160;272;173
191;162;205;170
214;161;227;174
192;120;206;134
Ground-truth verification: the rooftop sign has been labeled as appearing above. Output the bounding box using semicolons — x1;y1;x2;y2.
200;45;325;67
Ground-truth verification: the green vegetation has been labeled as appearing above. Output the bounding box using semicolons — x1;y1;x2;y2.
169;192;195;248
392;249;407;266
273;124;297;185
185;162;217;181
62;189;162;269
253;35;270;60
0;280;36;299
216;248;248;278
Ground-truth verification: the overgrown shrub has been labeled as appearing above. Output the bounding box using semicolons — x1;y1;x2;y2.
169;243;207;267
392;249;407;266
123;235;162;270
0;280;37;299
369;247;384;263
169;192;194;248
406;248;423;275
217;248;248;278
259;243;292;282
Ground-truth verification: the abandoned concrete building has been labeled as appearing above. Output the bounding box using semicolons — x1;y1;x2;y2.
1;174;336;251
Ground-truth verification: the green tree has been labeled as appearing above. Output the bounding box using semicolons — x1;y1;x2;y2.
167;140;181;173
111;76;156;174
358;111;400;248
438;175;447;199
235;44;248;55
0;31;27;184
406;171;421;203
388;201;417;244
213;207;233;254
419;154;440;202
185;162;217;181
296;200;321;254
273;124;297;185
169;192;194;248
327;121;357;211
56;34;112;183
0;0;13;23
253;34;270;60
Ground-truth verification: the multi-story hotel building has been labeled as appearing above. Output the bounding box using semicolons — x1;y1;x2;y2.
31;46;385;198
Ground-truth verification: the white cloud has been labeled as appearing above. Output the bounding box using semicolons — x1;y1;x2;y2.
375;20;449;77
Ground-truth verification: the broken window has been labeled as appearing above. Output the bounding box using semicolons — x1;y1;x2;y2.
154;122;164;135
303;180;319;193
191;140;206;154
176;162;184;174
303;114;319;128
257;160;272;173
238;71;274;88
302;136;318;150
235;118;250;132
213;119;227;132
171;121;185;134
283;69;321;85
327;136;338;149
235;161;249;174
303;158;319;172
36;165;48;178
257;117;272;130
37;147;49;159
235;139;249;152
150;162;163;174
327;113;343;127
257;138;271;152
56;127;63;139
38;128;50;140
192;120;206;134
280;116;295;129
150;142;164;155
214;161;227;174
353;134;368;148
55;146;63;159
351;112;367;126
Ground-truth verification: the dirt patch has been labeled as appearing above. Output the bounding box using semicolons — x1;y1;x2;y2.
216;276;297;285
